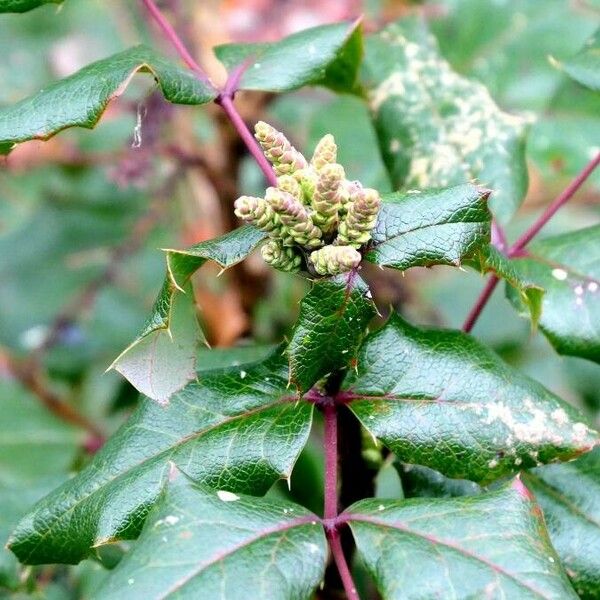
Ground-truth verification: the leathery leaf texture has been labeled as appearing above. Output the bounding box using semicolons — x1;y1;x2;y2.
0;45;216;154
345;479;578;599
288;273;376;392
8;348;312;565
95;475;327;600
342;313;599;484
111;226;266;402
364;184;491;270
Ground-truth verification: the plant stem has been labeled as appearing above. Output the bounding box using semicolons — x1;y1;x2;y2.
141;0;278;187
323;403;339;521
327;529;360;600
462;151;600;332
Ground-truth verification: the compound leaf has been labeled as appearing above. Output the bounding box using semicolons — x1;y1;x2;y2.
96;476;326;600
8;348;312;565
343;313;599;484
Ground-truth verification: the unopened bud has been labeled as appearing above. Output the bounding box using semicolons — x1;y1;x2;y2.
310;244;361;276
311;134;337;171
255;121;308;176
277;174;302;202
234;195;282;235
266;187;322;248
337;188;381;247
311;163;345;233
293;168;318;204
261;239;302;273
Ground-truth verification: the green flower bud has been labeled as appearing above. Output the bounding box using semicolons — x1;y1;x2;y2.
337;187;381;248
254;121;308;176
311;163;345;233
261;239;302;273
276;174;302;202
266;187;322;248
309;244;361;276
310;134;337;171
292;167;318;204
234;195;282;235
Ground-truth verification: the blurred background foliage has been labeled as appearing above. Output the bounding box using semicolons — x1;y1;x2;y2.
0;0;598;597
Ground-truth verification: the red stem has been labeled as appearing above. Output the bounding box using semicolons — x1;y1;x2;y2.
463;151;600;332
323;403;339;521
327;529;360;600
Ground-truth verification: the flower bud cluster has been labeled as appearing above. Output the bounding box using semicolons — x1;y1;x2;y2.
233;122;382;276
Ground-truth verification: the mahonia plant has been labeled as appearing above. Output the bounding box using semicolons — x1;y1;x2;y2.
2;3;600;600
234;121;381;276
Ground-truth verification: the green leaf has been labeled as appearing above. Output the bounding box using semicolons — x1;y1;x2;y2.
0;45;216;154
555;28;600;92
364;184;491;271
396;463;482;499
0;381;80;588
214;20;362;94
343;313;599;484
345;479;578;599
362;17;529;224
96;475;326;599
523;448;600;598
111;226;266;402
0;0;59;12
288;273;376;392
505;225;600;363
8;348;312;565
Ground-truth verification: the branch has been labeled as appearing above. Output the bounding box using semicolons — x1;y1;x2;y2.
322;402;339;521
463;151;600;332
327;529;360;600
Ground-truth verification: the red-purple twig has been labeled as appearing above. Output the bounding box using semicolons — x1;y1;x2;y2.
462;151;600;332
328;528;360;600
323;403;339;522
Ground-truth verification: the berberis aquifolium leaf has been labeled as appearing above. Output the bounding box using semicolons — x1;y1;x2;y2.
0;45;217;154
95;475;327;600
364;183;491;271
505;225;600;364
342;312;599;484
8;347;312;565
0;0;59;11
344;479;578;599
288;272;376;392
362;17;529;224
214;20;362;94
554;28;600;92
111;226;266;402
523;448;600;599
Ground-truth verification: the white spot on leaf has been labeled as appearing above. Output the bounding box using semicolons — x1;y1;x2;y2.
217;490;240;502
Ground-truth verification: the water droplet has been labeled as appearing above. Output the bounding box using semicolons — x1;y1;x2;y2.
217;490;239;502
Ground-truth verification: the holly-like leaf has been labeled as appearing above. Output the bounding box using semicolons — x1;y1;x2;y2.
523;448;600;598
554;28;600;92
364;184;491;271
0;0;59;12
362;17;529;224
0;45;216;154
110;226;266;402
214;20;362;94
342;313;599;484
505;225;600;363
288;273;376;392
8;348;312;565
96;475;326;599
344;479;578;599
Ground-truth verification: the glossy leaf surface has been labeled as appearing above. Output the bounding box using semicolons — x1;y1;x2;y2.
346;480;578;599
362;17;528;223
0;45;216;153
0;0;59;11
288;273;375;392
344;313;599;483
96;476;326;599
8;349;312;565
365;184;491;271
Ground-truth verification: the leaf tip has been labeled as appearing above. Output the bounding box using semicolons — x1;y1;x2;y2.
511;475;534;501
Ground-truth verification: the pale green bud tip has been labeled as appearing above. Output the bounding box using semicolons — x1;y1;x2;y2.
234;195;263;219
261;240;302;272
254;121;307;175
311;134;338;171
310;244;361;276
276;175;302;201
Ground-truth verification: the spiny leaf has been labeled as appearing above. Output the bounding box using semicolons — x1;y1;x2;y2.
505;225;600;363
288;273;376;392
364;184;491;271
345;479;578;599
8;348;312;565
343;312;599;484
362;17;529;224
111;226;266;402
214;20;363;94
523;448;600;599
0;0;59;12
0;45;216;154
95;476;327;599
554;28;600;92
